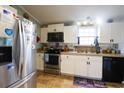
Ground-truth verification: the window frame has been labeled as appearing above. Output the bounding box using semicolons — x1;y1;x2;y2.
78;26;99;46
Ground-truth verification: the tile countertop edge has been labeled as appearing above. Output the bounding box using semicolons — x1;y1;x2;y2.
61;52;124;58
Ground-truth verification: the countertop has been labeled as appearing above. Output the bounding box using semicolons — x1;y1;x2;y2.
61;51;124;58
37;50;45;53
36;49;124;58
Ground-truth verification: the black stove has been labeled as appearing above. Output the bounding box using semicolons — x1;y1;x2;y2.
44;48;63;74
45;49;63;54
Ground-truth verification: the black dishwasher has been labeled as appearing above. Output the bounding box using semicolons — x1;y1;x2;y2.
102;57;124;83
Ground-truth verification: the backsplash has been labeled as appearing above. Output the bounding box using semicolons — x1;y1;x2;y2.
118;43;124;54
38;42;119;53
39;43;77;51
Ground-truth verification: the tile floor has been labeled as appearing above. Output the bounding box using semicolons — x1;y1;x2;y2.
37;71;124;88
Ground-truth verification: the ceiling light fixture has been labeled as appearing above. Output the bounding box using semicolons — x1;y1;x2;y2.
96;17;103;25
77;21;81;25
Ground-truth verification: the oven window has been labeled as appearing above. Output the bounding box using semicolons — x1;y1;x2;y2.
45;54;59;65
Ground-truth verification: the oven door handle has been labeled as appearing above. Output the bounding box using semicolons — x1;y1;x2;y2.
45;54;60;56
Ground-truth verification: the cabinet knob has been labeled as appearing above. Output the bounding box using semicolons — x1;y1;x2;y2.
54;29;56;31
87;62;90;65
87;61;88;64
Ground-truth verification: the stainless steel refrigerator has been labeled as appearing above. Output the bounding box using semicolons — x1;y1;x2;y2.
0;18;37;88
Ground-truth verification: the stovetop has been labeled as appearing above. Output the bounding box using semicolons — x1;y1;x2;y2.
45;48;64;54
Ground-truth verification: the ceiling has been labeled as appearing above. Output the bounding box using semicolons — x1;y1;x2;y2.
22;5;124;25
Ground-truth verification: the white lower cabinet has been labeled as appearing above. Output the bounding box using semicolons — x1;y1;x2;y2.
74;56;87;77
87;56;103;79
61;55;102;80
36;53;44;71
61;55;75;74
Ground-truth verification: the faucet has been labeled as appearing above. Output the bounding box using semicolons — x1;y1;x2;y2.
94;36;100;54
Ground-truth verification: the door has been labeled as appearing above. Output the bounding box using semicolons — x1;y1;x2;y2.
63;26;78;43
111;23;124;43
13;19;36;79
48;24;64;32
8;72;36;88
0;63;19;88
99;23;111;43
36;53;44;70
36;53;40;70
87;56;102;79
17;19;36;78
61;55;75;74
74;56;87;77
41;28;48;43
103;57;124;83
44;53;59;66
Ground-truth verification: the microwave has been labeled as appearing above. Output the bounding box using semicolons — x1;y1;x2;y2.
47;32;64;42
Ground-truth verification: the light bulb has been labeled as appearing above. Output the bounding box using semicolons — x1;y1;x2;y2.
96;18;103;25
77;21;81;25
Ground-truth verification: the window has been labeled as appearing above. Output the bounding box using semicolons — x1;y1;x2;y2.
78;26;99;45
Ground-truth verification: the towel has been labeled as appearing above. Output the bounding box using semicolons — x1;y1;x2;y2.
45;54;49;62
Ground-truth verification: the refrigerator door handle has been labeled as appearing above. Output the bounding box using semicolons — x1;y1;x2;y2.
18;20;24;78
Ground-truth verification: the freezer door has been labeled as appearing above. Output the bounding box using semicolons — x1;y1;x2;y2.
0;63;19;88
21;19;36;78
8;71;36;88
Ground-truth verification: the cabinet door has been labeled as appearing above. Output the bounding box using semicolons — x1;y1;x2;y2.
36;53;40;70
99;23;111;43
63;26;78;43
74;56;87;77
48;24;64;32
111;23;124;43
40;28;48;43
36;53;44;70
61;55;75;74
88;56;102;79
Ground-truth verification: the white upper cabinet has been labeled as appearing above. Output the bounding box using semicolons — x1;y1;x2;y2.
63;25;78;43
41;24;78;43
99;23;111;43
111;22;124;43
99;22;124;43
40;27;48;43
48;24;64;32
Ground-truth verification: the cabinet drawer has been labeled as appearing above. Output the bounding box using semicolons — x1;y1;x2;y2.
86;56;102;61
